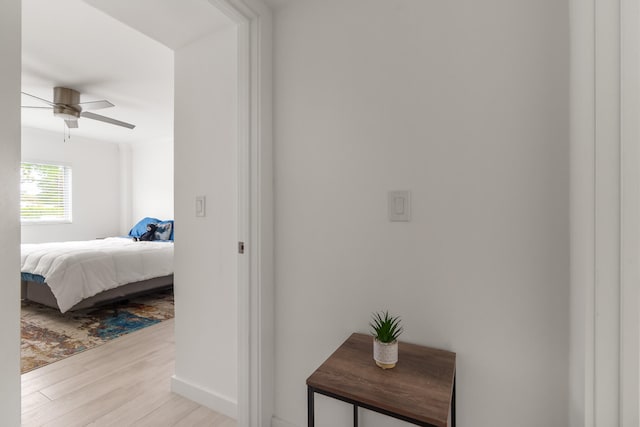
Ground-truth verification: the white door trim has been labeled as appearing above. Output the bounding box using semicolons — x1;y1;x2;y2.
569;0;596;423
205;1;274;426
570;0;639;425
620;0;639;423
0;0;22;425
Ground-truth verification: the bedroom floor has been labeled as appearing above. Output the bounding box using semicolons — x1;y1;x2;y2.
21;319;235;426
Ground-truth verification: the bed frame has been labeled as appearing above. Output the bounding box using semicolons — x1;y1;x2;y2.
21;275;174;312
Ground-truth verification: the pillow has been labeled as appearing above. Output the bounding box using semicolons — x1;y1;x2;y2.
157;219;174;241
128;217;161;238
154;221;173;241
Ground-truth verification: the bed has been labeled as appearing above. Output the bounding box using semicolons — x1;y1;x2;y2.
20;218;174;313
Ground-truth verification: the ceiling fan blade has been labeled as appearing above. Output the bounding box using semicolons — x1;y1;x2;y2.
78;100;114;111
65;120;79;129
81;111;135;129
21;106;52;109
21;91;55;107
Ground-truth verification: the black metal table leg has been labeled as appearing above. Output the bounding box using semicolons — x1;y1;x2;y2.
451;375;456;427
308;386;315;427
353;404;358;427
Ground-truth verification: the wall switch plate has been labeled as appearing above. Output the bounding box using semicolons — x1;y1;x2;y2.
388;190;410;222
196;196;206;217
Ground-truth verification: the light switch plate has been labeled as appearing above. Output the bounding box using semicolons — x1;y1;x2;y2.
196;196;206;217
388;191;410;222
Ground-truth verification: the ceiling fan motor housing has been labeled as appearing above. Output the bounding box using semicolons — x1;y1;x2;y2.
53;87;81;120
53;87;80;105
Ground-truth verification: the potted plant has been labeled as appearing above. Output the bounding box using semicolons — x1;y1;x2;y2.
370;310;403;369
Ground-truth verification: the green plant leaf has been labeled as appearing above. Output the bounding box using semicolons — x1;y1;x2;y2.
370;310;403;343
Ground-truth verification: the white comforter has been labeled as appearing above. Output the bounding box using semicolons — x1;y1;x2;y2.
21;237;174;312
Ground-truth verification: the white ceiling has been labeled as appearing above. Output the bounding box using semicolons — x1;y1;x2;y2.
21;0;231;145
84;0;232;51
263;0;290;8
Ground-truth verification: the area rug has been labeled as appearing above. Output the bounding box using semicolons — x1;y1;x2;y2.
21;288;174;374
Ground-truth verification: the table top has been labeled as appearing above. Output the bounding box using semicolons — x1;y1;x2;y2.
306;333;456;427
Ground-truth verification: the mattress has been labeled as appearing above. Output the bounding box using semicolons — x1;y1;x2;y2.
21;237;174;312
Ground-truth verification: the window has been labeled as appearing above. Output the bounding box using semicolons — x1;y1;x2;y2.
20;162;72;223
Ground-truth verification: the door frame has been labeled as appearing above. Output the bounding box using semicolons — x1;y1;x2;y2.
205;0;274;426
619;0;639;424
570;0;639;425
0;0;22;425
1;0;273;425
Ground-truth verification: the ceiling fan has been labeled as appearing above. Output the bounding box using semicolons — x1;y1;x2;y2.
21;87;136;129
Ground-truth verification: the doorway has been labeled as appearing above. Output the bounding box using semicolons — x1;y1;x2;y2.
3;0;273;425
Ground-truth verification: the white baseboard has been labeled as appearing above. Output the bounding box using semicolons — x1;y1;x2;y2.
271;415;299;427
171;375;237;419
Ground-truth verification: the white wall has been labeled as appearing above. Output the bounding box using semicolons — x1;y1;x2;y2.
118;143;133;235
272;1;569;427
21;127;122;243
0;0;22;424
131;138;174;223
173;24;238;416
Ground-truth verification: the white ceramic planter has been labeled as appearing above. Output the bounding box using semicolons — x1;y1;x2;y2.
373;338;398;369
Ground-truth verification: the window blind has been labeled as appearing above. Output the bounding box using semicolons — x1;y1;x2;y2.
20;162;72;223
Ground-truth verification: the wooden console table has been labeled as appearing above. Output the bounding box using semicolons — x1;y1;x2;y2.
306;333;456;427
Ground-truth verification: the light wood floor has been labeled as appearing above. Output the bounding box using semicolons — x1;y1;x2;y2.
21;319;236;427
